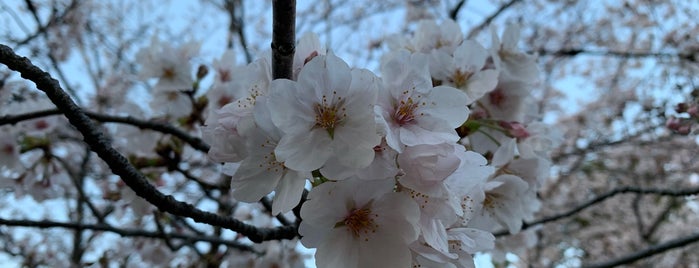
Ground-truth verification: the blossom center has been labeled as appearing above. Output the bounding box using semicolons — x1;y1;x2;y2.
336;206;378;240
2;144;14;155
314;91;346;138
450;69;473;88
166;91;180;101
218;69;231;82
259;148;286;173
217;95;233;108
489;89;506;107
483;192;502;209
448;240;463;252
34;120;49;130
393;96;422;126
162;67;176;79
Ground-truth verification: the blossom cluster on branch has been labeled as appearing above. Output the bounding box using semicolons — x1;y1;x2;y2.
1;12;561;266
177;19;557;267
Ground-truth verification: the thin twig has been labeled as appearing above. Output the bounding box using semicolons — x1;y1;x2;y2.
582;232;699;268
466;0;522;40
535;48;698;62
0;218;258;254
0;108;210;153
495;185;699;236
449;0;466;20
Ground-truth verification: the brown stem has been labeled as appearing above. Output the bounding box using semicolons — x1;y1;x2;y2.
272;0;296;80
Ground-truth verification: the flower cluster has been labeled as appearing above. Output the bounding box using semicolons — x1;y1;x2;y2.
198;20;559;267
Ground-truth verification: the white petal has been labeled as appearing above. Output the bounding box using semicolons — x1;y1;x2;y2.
454;40;488;70
315;229;359;268
275;129;332;171
230;161;282;202
491;138;516;167
425;86;470;128
268;79;315;132
465;69;499;102
272;170;308;214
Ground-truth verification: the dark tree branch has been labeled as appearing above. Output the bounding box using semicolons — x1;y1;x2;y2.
495;185;699;237
272;0;296;79
260;196;294;226
582;232;699;268
535;48;698;62
631;194;645;241
153;212;182;251
0;108;211;153
449;0;466;20
552;123;667;161
0;218;258;254
466;0;521;40
642;198;679;241
0;44;297;243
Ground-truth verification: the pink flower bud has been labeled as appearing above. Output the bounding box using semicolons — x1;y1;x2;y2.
500;121;530;139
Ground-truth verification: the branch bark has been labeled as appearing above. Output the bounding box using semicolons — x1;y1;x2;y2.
271;0;296;79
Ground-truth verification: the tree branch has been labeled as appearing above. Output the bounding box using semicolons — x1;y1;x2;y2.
582;232;699;268
13;0;79;47
271;0;295;79
449;0;466;20
0;108;210;153
535;48;698;62
466;0;521;40
0;44;297;243
0;218;258;254
22;0;81;102
495;185;699;236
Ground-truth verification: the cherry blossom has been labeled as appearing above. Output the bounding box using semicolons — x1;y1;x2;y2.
377;50;470;152
299;179;420;268
430;40;500;102
413;19;463;54
228;97;310;215
468;174;530;234
490;24;539;83
268;53;381;172
135;36;200;91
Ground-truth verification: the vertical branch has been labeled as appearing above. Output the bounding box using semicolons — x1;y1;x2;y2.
71;185;84;265
272;0;296;80
223;0;252;63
